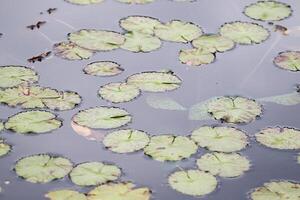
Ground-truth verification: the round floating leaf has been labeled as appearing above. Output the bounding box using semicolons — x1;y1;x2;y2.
43;91;81;111
121;32;161;53
179;48;215;66
68;30;125;51
168;169;217;196
191;126;248;152
5;111;62;134
98;82;141;103
45;190;86;200
146;95;186;111
273;51;300;72
207;96;262;124
65;0;103;5
87;182;151;200
126;71;181;92
144;135;197;162
103;129;150;153
154;20;203;43
15;154;73;183
120;16;161;35
70;162;121;186
84;61;124;77
72;107;131;129
0;139;11;157
244;1;292;21
0;66;38;88
255;127;300;150
219;22;269;44
53;42;94;60
196;152;250;178
116;0;154;4
192;34;235;53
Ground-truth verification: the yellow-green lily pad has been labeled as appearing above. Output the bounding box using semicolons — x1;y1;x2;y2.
120;16;161;35
84;61;124;77
45;190;86;200
192;34;235;53
179;48;215;66
53;42;94;60
274;51;300;72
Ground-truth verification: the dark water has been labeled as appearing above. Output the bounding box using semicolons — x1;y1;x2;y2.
0;0;300;199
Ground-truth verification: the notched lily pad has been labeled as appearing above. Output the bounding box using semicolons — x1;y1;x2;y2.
53;42;94;60
0;139;11;157
45;190;87;200
192;34;235;53
65;0;104;5
273;51;300;72
84;61;124;77
43;91;81;111
179;48;215;66
120;16;161;35
146;95;186;111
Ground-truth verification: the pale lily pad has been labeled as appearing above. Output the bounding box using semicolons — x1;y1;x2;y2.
0;139;11;157
168;169;217;196
196;152;251;178
5;111;62;134
179;48;215;66
70;162;121;186
15;154;73;183
273;51;300;72
191;126;248;152
116;0;154;4
126;71;181;92
103;129;149;153
53;42;94;60
72;107;131;129
244;1;292;21
43;91;82;111
192;34;235;53
68;30;125;51
45;190;87;200
84;61;124;77
255;127;300;150
121;32;161;53
207;96;262;124
154;20;203;43
144;135;197;162
258;91;300;105
146;95;186;110
65;0;103;5
0;66;38;88
98;82;141;103
120;16;161;35
219;22;269;44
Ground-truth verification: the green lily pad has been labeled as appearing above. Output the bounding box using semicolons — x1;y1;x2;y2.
72;107;131;129
87;182;151;200
207;96;262;124
154;20;203;43
219;21;269;44
65;0;103;5
45;190;87;200
126;71;182;92
259;91;300;105
192;34;235;53
255;127;300;150
43;91;81;111
144;135;197;162
168;169;217;196
119;16;161;35
103;129;150;153
244;1;292;21
196;152;251;178
68;29;125;51
0;66;38;88
98;82;141;103
0;139;11;157
179;48;215;66
116;0;154;4
84;61;124;77
53;42;94;60
191;126;248;152
273;51;300;72
5;110;62;134
146;95;186;111
15;154;73;183
70;162;121;186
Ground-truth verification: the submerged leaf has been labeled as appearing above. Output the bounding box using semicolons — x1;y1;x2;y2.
192;34;235;53
71;121;105;141
65;0;103;5
45;190;86;200
179;48;215;66
273;51;300;72
0;139;11;157
146;95;186;110
84;61;124;77
53;42;94;60
258;91;300;105
189;98;215;121
116;0;154;4
43;91;81;111
120;16;161;35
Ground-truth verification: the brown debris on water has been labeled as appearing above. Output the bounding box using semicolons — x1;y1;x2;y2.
26;21;46;30
27;51;51;63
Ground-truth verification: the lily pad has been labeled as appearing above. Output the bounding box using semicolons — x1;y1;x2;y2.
72;107;131;129
45;190;87;200
0;139;11;157
244;1;292;21
43;91;82;111
144;135;197;162
5;110;62;134
273;51;300;72
219;22;269;44
0;66;38;88
84;61;124;77
126;71;182;92
98;82;141;103
146;95;186;110
207;96;262;124
255;127;300;150
70;162;121;186
154;20;203;43
116;0;154;4
65;0;103;5
191;126;248;152
68;29;125;51
53;42;94;60
168;169;217;196
103;129;150;153
87;182;151;200
119;16;161;35
192;34;235;53
121;32;161;53
15;154;73;183
196;152;251;178
258;91;300;105
179;48;215;66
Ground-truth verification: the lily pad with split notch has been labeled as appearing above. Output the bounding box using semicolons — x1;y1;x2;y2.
119;16;161;35
192;34;235;53
45;190;87;200
84;61;124;77
0;139;11;157
65;0;104;5
179;48;215;66
273;51;300;72
43;91;82;111
53;42;94;60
